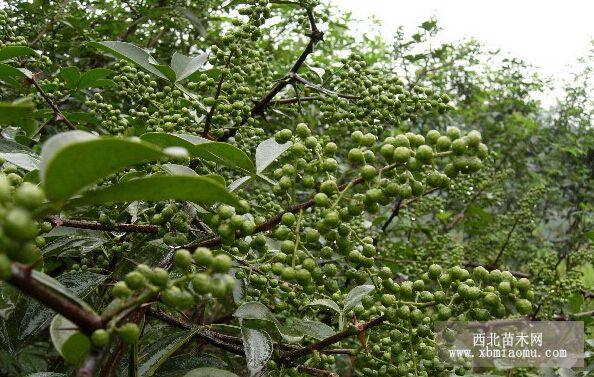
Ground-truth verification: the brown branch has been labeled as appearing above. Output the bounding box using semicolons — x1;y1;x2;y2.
269;96;322;106
147;307;245;355
7;262;103;334
76;348;105;377
47;216;159;234
202;55;232;137
187;162;407;250
29;75;76;130
297;366;338;377
281;315;386;365
381;199;403;232
219;7;324;141
492;218;519;266
292;74;361;100
444;187;483;231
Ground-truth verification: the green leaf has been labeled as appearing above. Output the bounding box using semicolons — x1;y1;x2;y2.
141;132;255;173
0;99;34;124
0;46;37;61
30;270;103;312
183;368;239;377
305;298;341;314
161;163;197;176
40;131;166;201
0;153;40;171
255;138;292;173
171;52;208;82
0;64;25;86
69;175;239;207
49;315;90;365
59;67;81;89
151;63;177;83
234;302;302;343
77;68;114;89
193;142;255;175
89;41;167;79
138;328;200;377
240;327;272;376
343;284;375;313
156;355;226;377
585;229;594;241
290;319;335;341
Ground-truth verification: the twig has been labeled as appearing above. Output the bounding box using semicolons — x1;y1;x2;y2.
29;75;76;130
281;315;386;365
187;162;408;250
444;187;483;231
297;366;338;377
219;6;324;141
7;262;103;334
47;216;159;234
203;55;232;136
76;348;105;377
492;218;519;266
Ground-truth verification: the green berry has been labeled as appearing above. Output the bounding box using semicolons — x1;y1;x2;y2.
91;329;110;347
116;323;140;344
211;254;232;273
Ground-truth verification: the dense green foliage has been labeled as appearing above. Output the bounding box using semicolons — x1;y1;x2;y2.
0;1;592;376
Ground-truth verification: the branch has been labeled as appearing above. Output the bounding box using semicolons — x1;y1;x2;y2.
203;55;232;137
47;216;159;234
147;307;245;355
297;366;338;377
281;315;386;365
492;218;519;266
29;75;76;130
219;7;324;141
269;96;322;106
444;187;483;231
7;262;103;334
76;348;105;377
292;74;361;100
187;162;409;250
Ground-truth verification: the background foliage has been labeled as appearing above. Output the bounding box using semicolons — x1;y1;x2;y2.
0;0;592;376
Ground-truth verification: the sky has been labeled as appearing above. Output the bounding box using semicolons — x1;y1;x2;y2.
332;0;594;82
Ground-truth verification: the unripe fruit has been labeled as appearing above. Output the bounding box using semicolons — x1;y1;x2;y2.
447;126;461;139
415;145;434;163
517;278;531;291
91;329;110;347
4;208;38;241
14;183;45;209
211;254;232;273
451;138;467;155
111;281;132;298
436;136;451;151
192;273;211;294
124;271;146;290
515;299;532;315
360;165;377;180
296;123;310;138
174;249;192;269
392;147;411;163
348;148;365;164
466;130;481;147
148;267;169;288
428;264;442;279
193;247;213;267
116;323;140;344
